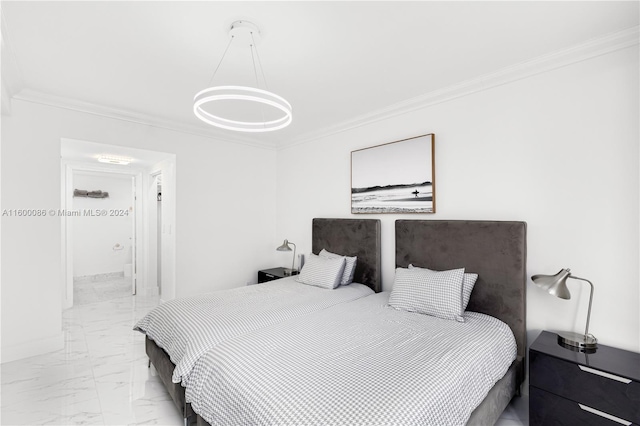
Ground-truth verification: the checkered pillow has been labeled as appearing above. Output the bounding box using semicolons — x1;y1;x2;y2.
296;253;346;289
389;267;466;322
409;264;478;311
319;249;357;285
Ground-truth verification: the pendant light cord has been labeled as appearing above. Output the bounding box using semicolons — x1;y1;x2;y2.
250;32;269;90
207;35;235;86
250;43;260;88
250;32;267;128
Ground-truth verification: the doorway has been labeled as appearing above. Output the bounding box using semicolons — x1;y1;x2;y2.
62;164;143;308
71;170;136;305
60;138;177;309
58;138;176;309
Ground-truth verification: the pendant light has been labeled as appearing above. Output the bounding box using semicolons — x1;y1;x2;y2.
193;20;292;133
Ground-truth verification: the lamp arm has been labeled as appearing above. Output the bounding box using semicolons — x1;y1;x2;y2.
569;275;594;339
289;242;296;272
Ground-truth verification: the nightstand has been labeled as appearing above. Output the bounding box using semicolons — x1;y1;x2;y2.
530;330;640;425
257;267;298;283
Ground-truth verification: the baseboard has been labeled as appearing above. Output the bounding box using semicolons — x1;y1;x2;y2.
1;331;65;364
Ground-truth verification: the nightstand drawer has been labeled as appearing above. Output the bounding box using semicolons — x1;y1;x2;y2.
530;351;640;423
530;386;639;426
258;268;298;283
258;271;278;283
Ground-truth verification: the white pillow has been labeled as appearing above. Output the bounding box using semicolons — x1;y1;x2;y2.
296;253;346;289
319;249;357;285
408;264;478;311
389;267;466;322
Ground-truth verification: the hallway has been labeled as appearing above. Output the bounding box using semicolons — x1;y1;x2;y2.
74;275;133;306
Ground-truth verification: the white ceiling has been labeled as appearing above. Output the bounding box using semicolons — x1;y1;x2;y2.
2;1;639;148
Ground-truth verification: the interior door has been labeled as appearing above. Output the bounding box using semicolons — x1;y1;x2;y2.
131;175;137;295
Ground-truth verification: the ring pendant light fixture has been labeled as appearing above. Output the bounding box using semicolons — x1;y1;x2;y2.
193;20;292;132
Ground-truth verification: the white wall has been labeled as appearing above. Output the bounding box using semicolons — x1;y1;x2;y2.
276;47;640;352
1;102;64;361
1;37;636;364
72;172;133;277
1;99;277;362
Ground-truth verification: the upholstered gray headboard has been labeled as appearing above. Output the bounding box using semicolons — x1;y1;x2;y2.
395;220;527;385
312;218;382;293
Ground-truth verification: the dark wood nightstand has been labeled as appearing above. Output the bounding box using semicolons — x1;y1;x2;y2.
530;330;640;425
257;267;299;283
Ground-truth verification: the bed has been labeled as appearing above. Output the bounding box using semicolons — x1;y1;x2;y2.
188;219;527;425
139;218;382;425
395;220;527;424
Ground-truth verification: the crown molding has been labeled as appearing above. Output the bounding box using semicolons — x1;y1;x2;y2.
2;9;274;149
4;24;638;151
11;89;278;150
280;25;640;150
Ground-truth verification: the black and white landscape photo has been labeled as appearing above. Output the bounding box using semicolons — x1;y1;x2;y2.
351;134;435;213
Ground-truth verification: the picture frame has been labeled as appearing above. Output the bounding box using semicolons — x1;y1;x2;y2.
351;133;435;214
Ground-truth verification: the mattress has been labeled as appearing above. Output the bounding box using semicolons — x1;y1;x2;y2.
186;292;517;426
134;277;373;385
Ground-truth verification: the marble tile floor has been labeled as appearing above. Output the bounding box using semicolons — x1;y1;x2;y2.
495;395;529;425
1;292;529;425
1;293;183;425
74;276;134;306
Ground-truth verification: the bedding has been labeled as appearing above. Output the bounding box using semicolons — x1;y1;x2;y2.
408;264;479;311
295;253;346;289
389;266;466;322
319;248;357;285
186;292;517;426
134;277;373;385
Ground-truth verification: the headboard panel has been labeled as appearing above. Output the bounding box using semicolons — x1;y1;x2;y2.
312;218;382;293
395;220;527;385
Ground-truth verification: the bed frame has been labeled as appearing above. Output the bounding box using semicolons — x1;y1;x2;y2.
395;220;527;425
145;218;382;425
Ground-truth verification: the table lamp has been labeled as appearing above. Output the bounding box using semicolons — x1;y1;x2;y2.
531;268;597;350
276;239;296;275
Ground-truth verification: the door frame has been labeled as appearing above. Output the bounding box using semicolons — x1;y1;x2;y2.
60;160;144;309
148;170;162;296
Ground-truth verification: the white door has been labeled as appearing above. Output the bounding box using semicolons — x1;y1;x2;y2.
157;179;162;296
147;172;162;295
131;175;137;295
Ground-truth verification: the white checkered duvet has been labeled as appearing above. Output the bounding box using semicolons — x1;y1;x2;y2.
134;277;373;385
186;292;517;426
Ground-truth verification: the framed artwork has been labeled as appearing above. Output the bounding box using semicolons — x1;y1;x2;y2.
351;133;435;214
